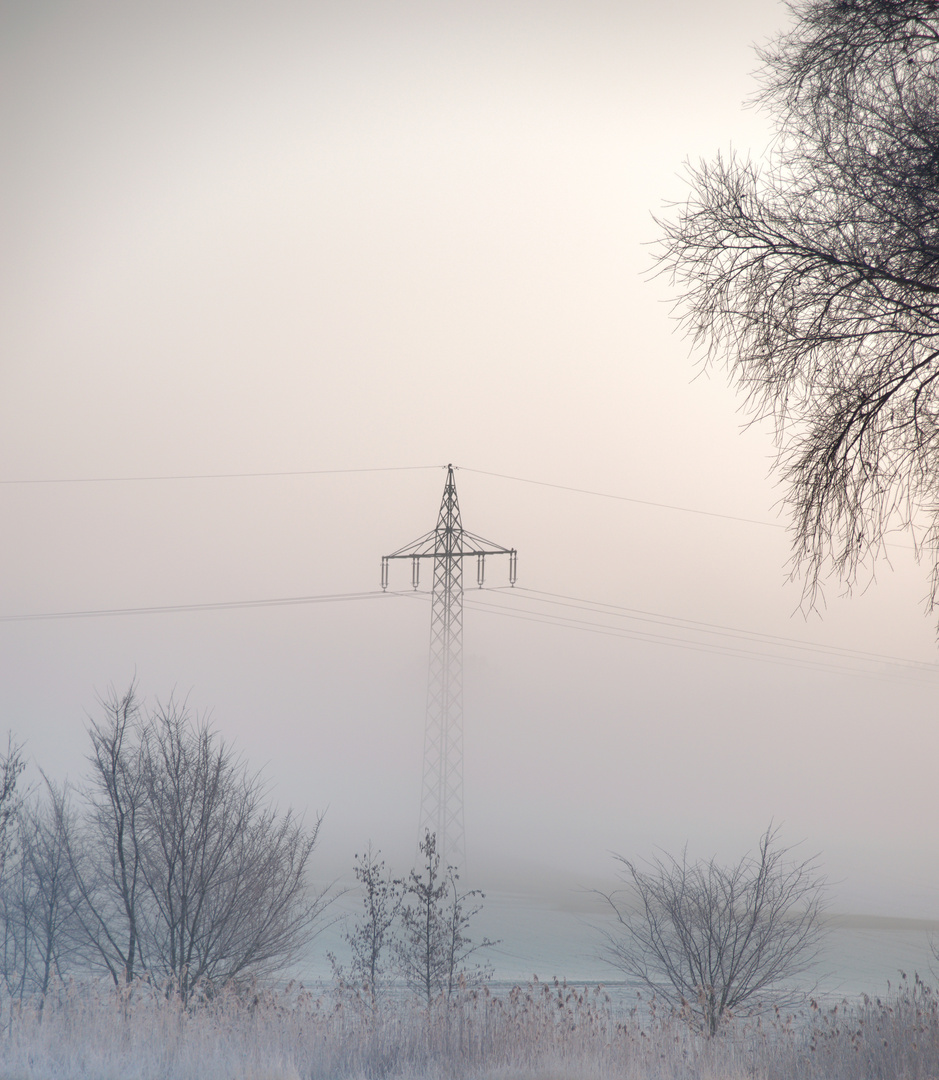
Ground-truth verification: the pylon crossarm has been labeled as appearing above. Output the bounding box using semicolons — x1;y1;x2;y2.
457;528;515;556
383;532;512;561
384;542;513;560
383;529;438;559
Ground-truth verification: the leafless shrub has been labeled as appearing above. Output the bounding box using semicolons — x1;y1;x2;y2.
599;826;827;1036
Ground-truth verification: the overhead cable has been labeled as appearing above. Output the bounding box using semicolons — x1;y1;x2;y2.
0;465;442;485
458;467;785;530
4;584;935;681
0;590;406;622
508;587;938;671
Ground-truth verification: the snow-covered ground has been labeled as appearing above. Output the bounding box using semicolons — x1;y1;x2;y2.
312;885;939;1002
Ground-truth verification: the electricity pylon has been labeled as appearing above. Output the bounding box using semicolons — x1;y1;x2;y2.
382;464;516;868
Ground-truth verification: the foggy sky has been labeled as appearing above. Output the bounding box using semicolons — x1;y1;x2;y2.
3;0;939;923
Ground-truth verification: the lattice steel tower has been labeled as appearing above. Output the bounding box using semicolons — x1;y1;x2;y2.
382;465;516;868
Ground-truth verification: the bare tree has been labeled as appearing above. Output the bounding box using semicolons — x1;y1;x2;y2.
64;685;327;1000
133;697;327;999
0;737;25;881
397;833;448;1006
68;684;147;986
342;845;402;996
656;0;939;619
0;738;34;1002
0;773;85;1006
599;827;826;1036
0;832;32;1005
438;863;495;999
10;788;83;1004
397;832;494;1006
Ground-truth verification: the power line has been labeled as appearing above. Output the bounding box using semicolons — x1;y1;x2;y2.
0;465;442;485
1;579;929;667
461;467;913;552
508;587;939;671
458;467;786;530
459;593;938;683
4;581;934;683
0;590;406;622
465;595;869;678
0;462;919;557
395;586;939;684
0;461;779;533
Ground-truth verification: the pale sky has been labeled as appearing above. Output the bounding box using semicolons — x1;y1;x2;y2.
3;0;939;927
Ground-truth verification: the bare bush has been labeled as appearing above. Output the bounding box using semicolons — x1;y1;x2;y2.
600;826;827;1035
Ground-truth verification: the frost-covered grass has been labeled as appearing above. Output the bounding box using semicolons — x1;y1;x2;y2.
2;973;938;1079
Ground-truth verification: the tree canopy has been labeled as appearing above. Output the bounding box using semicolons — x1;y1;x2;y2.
658;0;939;617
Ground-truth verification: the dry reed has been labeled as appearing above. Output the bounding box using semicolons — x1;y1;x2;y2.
1;972;938;1079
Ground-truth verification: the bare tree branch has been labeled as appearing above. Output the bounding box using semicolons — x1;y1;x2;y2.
656;0;939;623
